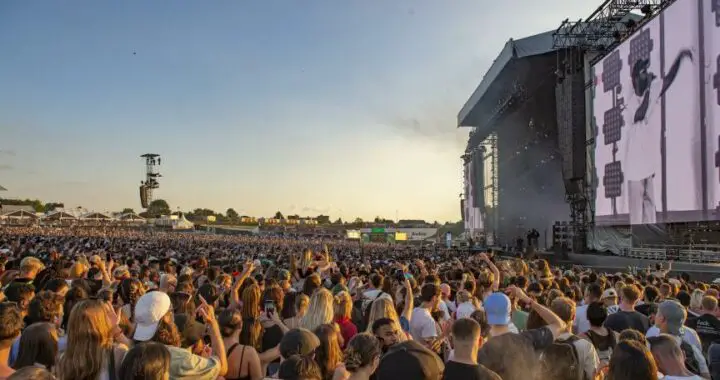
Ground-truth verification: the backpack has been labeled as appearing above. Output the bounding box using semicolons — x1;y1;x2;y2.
679;340;701;375
540;335;584;380
585;330;617;366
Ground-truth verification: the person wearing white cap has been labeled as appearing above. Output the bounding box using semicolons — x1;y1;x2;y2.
134;291;228;379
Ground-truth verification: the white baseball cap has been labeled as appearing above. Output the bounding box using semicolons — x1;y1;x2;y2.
133;292;172;342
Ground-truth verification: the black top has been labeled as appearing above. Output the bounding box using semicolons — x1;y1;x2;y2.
443;361;501;380
686;313;720;354
604;310;650;333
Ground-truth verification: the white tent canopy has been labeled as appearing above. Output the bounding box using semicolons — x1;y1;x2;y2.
44;211;77;221
1;210;38;219
81;212;113;220
119;212;145;221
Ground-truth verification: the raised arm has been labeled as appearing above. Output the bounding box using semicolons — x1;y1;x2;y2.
480;253;500;291
508;286;566;339
230;261;254;310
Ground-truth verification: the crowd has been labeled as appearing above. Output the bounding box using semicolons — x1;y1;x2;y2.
0;226;718;380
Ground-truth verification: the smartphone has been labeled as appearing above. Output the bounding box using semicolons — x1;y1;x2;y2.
264;300;276;316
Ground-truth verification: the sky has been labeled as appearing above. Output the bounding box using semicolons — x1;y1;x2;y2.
0;0;596;222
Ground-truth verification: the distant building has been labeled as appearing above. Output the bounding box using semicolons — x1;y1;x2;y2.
316;215;331;224
240;216;257;224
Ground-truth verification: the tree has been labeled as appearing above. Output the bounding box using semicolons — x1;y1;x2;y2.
147;199;171;217
274;211;284;220
353;217;363;224
121;208;135;214
316;215;331;224
226;208;239;219
334;218;343;225
44;203;65;213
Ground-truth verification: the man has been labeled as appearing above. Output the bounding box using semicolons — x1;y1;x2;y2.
574;283;602;335
478;286;566;380
11;257;44;285
0;303;23;378
376;340;444;380
443;318;500;380
372;318;401;354
685;295;720;355
549;297;600;380
604;285;649;333
635;285;659;317
653;300;709;378
648;334;703;380
409;283;441;349
4;282;35;320
602;288;620;314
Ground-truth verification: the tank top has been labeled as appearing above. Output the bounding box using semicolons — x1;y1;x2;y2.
225;343;251;380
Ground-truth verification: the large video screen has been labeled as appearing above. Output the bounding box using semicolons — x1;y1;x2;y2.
593;0;718;225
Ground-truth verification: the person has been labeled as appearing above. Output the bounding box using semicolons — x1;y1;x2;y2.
334;292;357;348
579;302;617;369
685;295;720;355
648;334;703;380
118;342;171;380
277;354;323;380
283;294;309;330
546;297;600;380
409;284;441;349
55;299;129;380
9;291;64;365
132;291;228;379
343;334;380;380
371;318;400;354
442;318;499;380
574;283;602;335
300;289;334;333
12;323;57;372
604;285;649;333
313;324;345;380
477;287;565;380
6;367;55;380
0;303;23;379
606;340;658;380
602;288;620;315
652;300;709;378
218;309;263;380
375;339;443;380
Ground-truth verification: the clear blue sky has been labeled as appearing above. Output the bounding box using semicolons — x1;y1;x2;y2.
0;0;594;221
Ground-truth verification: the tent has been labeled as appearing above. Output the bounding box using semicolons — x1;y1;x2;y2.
119;213;146;223
81;212;113;221
1;210;38;220
44;211;77;221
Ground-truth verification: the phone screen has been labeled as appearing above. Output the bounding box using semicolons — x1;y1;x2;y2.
264;301;275;315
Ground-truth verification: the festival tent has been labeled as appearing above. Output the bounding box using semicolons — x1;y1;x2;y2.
0;210;38;220
81;212;113;221
119;212;145;221
43;211;77;221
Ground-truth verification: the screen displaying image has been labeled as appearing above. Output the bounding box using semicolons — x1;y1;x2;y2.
593;0;712;225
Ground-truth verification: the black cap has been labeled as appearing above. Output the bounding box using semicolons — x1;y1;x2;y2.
279;328;320;358
376;340;444;380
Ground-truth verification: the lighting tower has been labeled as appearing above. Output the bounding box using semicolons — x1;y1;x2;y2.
139;154;162;209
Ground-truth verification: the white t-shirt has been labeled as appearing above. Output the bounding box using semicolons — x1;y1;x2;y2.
438;300;451;321
455;301;477;320
574;304;591;334
646;326;702;352
410;307;438;342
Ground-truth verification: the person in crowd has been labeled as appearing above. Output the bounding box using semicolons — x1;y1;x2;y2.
443;318;499;380
117;278;145;337
55;299;129;380
688;289;705;318
648;334;703;380
0;303;24;379
5;283;35;321
132;291;228;379
685;295;720;355
607;340;659;380
342;334;381;380
579;301;618;369
313;324;345;380
409;283;441;348
276;328;320;379
604;285;649;333
284;293;310;330
371;318;401;354
477;286;566;380
333;292;357;348
117;342;170;380
376;338;443;380
277;354;323;380
651;300;709;378
9;290;64;365
217;309;263;380
547;296;600;380
7;367;55;380
454;290;477;320
12;323;57;372
301;289;334;333
602;288;620;314
574;283;602;335
636;285;660;317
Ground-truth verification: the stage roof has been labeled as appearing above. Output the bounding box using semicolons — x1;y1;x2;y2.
457;30;557;129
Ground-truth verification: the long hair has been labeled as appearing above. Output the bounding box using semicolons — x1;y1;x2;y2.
314;324;343;380
118;278;145;322
300;288;333;332
607;340;658;380
118;342;171;380
61;285;88;330
218;308;243;338
364;298;406;343
333;291;352;321
240;284;263;351
343;334;381;373
150;312;181;348
56;300;114;380
13;322;58;371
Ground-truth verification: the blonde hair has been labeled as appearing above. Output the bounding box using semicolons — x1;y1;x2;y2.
240;284;263;351
69;262;88;279
300;288;333;332
334;291;352;321
56;300;115;380
20;257;45;275
690;289;705;311
364;298;407;342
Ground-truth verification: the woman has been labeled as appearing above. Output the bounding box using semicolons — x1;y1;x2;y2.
283;293;309;330
343;334;381;380
300;289;334;333
314;324;345;380
334;292;357;348
240;284;264;352
55;300;128;380
217;310;263;380
60;286;88;331
607;340;658;380
118;342;170;380
117;278;145;337
13;323;58;372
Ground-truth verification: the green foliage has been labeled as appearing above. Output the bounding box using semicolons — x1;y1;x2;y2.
274;211;284;220
226;208;239;219
121;208;135;214
147;199;171;217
